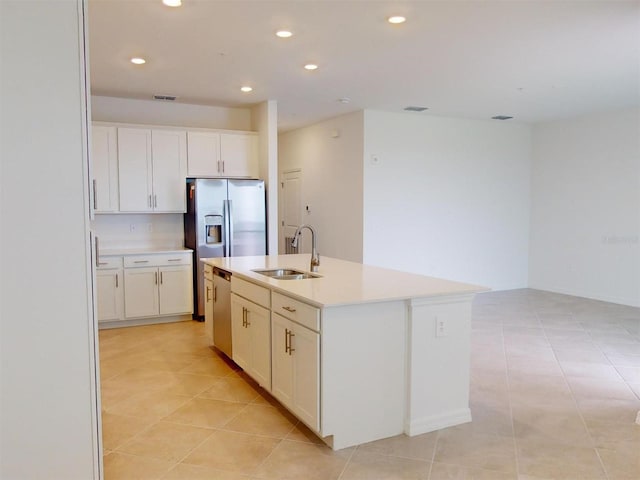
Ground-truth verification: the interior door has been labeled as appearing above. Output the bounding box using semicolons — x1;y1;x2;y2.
281;170;302;253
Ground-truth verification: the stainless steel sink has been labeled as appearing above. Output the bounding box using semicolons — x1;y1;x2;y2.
252;268;321;280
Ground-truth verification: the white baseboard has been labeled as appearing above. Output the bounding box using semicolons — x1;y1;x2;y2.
404;408;472;436
98;314;193;329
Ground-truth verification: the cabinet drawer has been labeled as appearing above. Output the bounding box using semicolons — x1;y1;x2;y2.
204;264;213;280
124;253;192;268
272;292;320;332
232;276;270;308
97;256;122;270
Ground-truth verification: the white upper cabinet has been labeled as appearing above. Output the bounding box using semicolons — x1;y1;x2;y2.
118;128;153;212
117;127;187;213
91;125;119;212
220;133;258;178
187;131;258;178
152;130;187;212
187;131;220;177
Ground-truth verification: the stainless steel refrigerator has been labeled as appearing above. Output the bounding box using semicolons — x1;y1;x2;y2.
184;178;267;318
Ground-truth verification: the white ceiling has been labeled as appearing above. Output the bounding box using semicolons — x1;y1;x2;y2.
88;0;640;131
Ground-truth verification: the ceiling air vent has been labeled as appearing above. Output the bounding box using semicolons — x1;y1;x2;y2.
153;94;177;101
404;106;428;112
492;115;513;120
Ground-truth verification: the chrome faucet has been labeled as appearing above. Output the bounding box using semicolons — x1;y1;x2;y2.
291;224;320;272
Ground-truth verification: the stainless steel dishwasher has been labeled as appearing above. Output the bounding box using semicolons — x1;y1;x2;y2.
212;267;232;357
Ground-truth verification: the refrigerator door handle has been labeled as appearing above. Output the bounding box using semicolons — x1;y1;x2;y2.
223;199;230;257
227;199;234;257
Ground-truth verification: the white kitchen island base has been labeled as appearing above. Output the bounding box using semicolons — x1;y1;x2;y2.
202;254;485;450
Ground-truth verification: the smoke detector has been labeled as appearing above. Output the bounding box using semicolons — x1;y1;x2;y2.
153;94;177;101
404;106;428;112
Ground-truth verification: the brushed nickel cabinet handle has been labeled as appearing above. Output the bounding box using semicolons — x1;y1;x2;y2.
92;179;97;209
155;272;158;285
282;306;296;313
285;328;290;353
222;161;225;173
213;285;217;302
206;286;210;302
160;271;163;284
98;262;108;266
94;236;100;268
245;308;250;327
115;273;119;288
134;260;149;264
148;195;152;208
154;194;158;208
167;258;182;262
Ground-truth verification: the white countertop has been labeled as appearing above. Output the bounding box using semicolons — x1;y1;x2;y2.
101;247;193;256
202;254;487;307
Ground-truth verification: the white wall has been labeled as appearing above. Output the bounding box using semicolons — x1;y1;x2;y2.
91;95;252;130
279;112;364;262
363;111;532;290
529;109;640;307
1;1;99;478
252;101;279;255
92;214;185;250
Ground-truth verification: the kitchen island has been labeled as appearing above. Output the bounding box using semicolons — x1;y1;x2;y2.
202;254;486;450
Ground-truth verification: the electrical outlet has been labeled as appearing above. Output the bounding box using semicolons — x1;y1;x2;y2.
435;316;447;337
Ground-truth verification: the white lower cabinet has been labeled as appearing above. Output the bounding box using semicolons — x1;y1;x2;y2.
271;313;320;431
231;293;271;389
122;253;193;320
96;267;124;322
204;265;214;345
123;267;160;318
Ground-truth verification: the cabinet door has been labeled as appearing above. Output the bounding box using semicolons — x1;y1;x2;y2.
204;278;214;345
158;265;193;315
96;269;123;322
292;324;320;430
187;131;220;177
91;125;119;212
118;128;153;212
231;294;251;371
247;301;271;389
220;133;258;178
152;130;187;212
271;314;294;406
124;267;159;318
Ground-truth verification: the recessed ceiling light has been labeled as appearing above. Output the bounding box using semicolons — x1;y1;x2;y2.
387;16;406;24
130;57;146;65
304;64;318;71
276;30;293;38
162;0;182;6
240;86;253;93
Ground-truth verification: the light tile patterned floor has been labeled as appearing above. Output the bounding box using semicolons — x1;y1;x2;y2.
100;289;640;479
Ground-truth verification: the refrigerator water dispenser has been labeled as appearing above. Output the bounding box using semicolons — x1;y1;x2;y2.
205;215;223;244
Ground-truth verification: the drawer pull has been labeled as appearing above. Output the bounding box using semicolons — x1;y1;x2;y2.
134;260;149;264
167;258;182;262
98;262;108;266
282;306;297;313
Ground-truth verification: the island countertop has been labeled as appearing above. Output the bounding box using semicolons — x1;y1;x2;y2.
201;254;487;307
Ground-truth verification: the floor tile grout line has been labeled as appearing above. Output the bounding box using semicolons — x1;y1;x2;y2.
502;305;523;478
335;443;358;480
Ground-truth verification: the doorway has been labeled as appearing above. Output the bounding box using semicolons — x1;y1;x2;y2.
280;169;303;254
